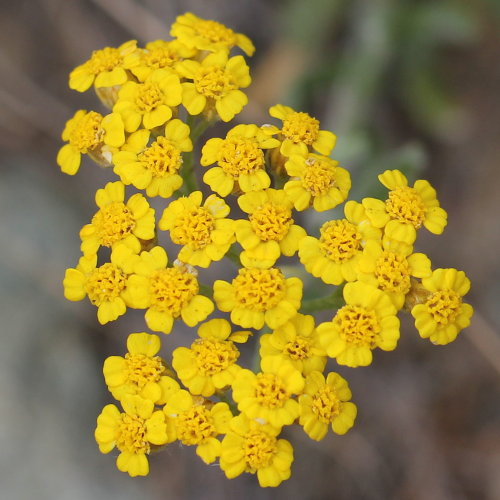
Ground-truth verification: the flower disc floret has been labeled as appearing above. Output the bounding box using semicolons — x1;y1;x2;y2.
233;268;286;311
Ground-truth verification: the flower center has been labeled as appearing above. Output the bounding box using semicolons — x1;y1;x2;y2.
374;251;411;294
85;263;127;306
139;137;183;177
319;220;362;263
243;430;278;471
426;290;462;325
116;413;150;454
386;187;426;228
149;268;199;316
233;268;286;311
175;406;216;445
170;206;215;250
124;353;165;389
91;202;136;246
217;137;265;178
87;47;122;75
255;373;289;408
192;338;239;376
194;66;235;100
196;19;237;45
302;157;336;196
69;111;103;153
284;337;311;360
282;112;320;145
249;202;293;242
335;305;380;347
143;47;179;70
135;82;164;112
311;386;341;423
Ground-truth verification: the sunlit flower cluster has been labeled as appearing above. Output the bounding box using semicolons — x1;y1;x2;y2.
60;12;473;487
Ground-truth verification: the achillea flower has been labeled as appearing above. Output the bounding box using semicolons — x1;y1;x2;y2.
164;391;233;464
410;268;473;345
176;51;251;122
172;318;247;397
283;153;351;212
126;246;214;334
80;181;155;257
201;124;279;196
57;110;125;175
362;169;448;246
235;189;307;268
299;201;381;285
232;357;304;429
95;395;175;477
69;40;138;92
63;244;137;324
103;332;181;404
317;281;400;367
219;414;294;487
113;69;182;132
171;12;255;56
213;267;302;330
113;119;192;198
259;313;326;375
159;191;235;268
298;371;357;441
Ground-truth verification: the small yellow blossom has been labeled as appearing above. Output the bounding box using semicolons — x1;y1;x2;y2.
259;313;326;375
103;332;181;404
219;413;294;487
298;371;357;441
95;394;175;477
80;181;156;256
235;189;307;268
410;268;473;345
172;318;247;397
201;124;279;196
283;153;351;211
299;201;381;285
317;281;400;367
164;391;233;464
177;51;251;122
171;12;255;56
126;246;214;334
159;191;235;268
214;267;302;330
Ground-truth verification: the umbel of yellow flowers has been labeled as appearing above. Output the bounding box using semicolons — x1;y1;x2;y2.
59;12;473;487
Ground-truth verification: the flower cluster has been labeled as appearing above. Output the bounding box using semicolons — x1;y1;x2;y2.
60;12;473;487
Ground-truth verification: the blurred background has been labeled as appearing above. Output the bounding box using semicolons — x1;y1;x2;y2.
1;0;499;499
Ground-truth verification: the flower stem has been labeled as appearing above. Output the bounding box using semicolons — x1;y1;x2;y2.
300;285;345;313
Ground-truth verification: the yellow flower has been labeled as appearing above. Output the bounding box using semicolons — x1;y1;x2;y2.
317;281;400;367
69;40;138;92
103;332;181;404
177;51;251;122
410;268;473;345
235;189;307;268
94;394;175;477
259;313;326;375
171;12;255;56
299;201;381;285
266;104;336;157
164;391;232;464
126;246;214;334
219;413;294;487
362;169;448;246
283;153;351;211
56;110;125;175
63;244;137;324
172;318;248;397
357;239;432;310
214;267;302;330
201;124;279;196
113;69;182;132
298;371;357;441
113;119;192;198
159;191;235;268
79;181;156;257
